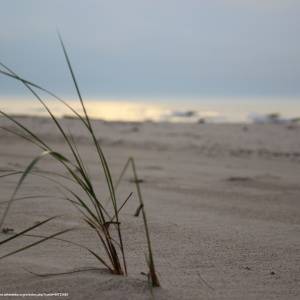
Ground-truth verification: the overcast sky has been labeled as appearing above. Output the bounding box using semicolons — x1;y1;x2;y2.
0;0;300;102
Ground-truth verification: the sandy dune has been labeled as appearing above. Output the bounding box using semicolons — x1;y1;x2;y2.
0;116;299;299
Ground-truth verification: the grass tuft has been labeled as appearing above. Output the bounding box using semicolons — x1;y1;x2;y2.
0;35;160;286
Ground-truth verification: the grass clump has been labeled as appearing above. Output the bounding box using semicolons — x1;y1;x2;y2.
0;35;159;287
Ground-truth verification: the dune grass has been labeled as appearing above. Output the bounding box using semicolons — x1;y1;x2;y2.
0;36;160;287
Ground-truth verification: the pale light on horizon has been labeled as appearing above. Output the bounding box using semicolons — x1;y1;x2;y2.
1;96;300;123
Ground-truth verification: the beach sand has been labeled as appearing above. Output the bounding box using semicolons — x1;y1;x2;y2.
0;116;299;299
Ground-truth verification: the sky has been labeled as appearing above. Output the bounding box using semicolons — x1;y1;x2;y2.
0;0;300;120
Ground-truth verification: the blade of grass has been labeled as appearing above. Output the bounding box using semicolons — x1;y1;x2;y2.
24;267;105;278
87;248;114;273
0;110;48;150
0;64;88;127
0;195;55;206
22;233;113;272
101;156;160;285
0;216;58;246
130;157;160;287
0;228;73;260
0;151;64;229
110;192;133;222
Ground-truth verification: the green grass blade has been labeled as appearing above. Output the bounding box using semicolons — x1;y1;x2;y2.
0;65;89;127
24;267;104;278
87;248;114;273
0;195;55;206
130;157;160;287
57;33;91;128
0;228;73;260
0;110;49;150
0;149;77;229
0;216;58;246
0;126;46;150
0;151;55;229
110;192;133;222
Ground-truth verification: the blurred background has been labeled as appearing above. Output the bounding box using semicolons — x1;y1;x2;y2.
0;0;299;122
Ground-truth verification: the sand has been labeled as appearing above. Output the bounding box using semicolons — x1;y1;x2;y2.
0;116;299;299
